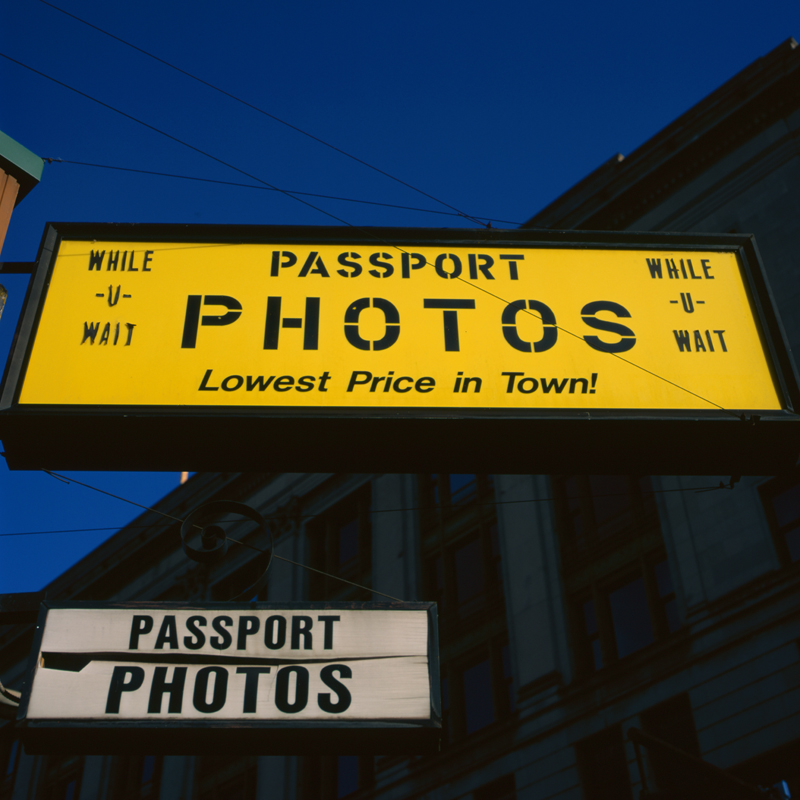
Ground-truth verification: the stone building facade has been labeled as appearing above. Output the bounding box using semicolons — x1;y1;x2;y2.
2;37;800;800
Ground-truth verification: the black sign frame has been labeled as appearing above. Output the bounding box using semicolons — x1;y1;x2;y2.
16;600;441;756
1;223;798;474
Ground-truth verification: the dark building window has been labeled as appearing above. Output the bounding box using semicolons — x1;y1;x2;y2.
308;485;372;601
640;693;700;793
473;773;516;800
194;755;257;800
35;755;83;800
450;641;514;736
1;738;19;800
760;469;800;565
555;475;679;675
419;474;512;742
111;755;162;799
299;756;374;799
576;725;633;800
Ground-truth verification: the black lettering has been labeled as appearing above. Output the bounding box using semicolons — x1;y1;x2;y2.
236;667;272;713
646;258;662;278
264;296;282;349
673;330;691;351
221;375;244;391
274;376;295;391
502;371;524;393
502;300;557;353
715;330;728;351
368;252;394;278
347;371;372;391
99;322;111;345
184;616;207;650
202;296;242;328
237;616;260;650
693;330;707;352
154;616;179;650
337;252;362;278
107;251;120;271
687;259;701;279
434;253;462;279
246;375;275;391
264;297;319;350
210;616;233;650
143;251;153;271
296;375;315;392
415;377;435;393
106;666;145;713
181;296;202;348
318;665;352;713
193;666;228;713
423;299;476;352
124;323;135;345
462;376;482;393
148;667;187;713
271;250;297;277
393;376;413;392
127;251;138;271
517;377;538;394
82;322;100;344
667;259;679;279
199;369;219;391
541;377;568;394
702;259;714;279
569;377;589;394
298;251;330;278
291;616;313;650
401;252;426;278
499;254;525;280
303;297;320;350
318;371;331;391
265;616;287;649
344;298;400;351
89;250;105;271
581;301;636;353
468;253;495;280
129;615;153;649
318;616;340;650
275;666;309;713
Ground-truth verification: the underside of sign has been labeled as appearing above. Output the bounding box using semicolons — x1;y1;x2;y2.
1;224;798;474
17;602;441;755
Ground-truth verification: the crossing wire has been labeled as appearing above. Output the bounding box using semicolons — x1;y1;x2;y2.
0;58;744;421
37;0;488;228
41;158;522;226
0;471;735;538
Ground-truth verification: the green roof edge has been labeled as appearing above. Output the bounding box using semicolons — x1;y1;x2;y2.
0;130;44;203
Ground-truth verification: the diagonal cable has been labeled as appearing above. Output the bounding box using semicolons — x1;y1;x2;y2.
1;55;738;417
38;0;488;227
0;53;363;229
42;158;522;226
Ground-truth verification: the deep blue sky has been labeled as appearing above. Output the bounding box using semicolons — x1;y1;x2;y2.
1;0;798;593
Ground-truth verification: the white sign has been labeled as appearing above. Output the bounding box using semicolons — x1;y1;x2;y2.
19;603;440;755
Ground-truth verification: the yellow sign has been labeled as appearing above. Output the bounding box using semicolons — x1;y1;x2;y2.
17;239;783;412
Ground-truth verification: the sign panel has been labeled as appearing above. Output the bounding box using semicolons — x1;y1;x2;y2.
1;224;798;473
18;602;440;755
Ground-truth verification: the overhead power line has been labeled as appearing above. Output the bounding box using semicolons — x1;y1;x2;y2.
0;60;736;420
0;472;737;539
0;53;379;231
38;0;488;228
42;159;522;226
